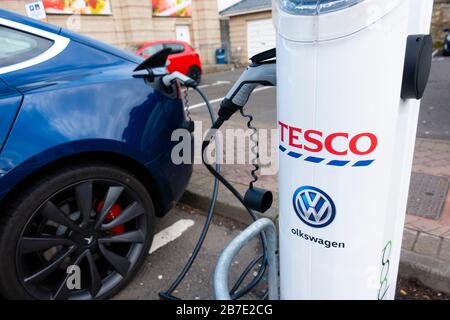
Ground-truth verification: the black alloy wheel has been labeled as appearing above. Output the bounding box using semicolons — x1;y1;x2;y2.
0;163;155;300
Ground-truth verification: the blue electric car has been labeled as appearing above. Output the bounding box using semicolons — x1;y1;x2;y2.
0;9;192;300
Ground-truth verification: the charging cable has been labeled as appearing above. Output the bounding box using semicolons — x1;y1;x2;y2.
158;51;276;299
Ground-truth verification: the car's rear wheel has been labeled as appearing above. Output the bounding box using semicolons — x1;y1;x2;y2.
0;163;155;300
187;66;202;83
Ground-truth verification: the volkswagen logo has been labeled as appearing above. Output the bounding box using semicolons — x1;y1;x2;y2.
293;186;336;228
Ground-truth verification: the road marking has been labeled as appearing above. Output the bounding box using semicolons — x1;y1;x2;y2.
187;86;274;110
182;80;231;91
432;49;439;57
149;219;195;254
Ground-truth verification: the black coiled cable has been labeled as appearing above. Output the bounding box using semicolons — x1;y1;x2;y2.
159;85;268;300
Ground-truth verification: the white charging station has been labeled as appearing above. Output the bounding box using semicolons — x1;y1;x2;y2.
274;0;434;299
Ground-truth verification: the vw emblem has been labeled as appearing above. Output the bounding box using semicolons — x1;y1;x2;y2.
293;186;336;228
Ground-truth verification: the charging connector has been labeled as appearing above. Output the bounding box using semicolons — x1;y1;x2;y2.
162;71;198;88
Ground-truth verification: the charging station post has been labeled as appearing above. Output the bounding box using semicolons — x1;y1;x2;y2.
274;0;434;300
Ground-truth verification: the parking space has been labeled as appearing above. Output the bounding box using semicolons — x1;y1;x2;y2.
116;205;264;300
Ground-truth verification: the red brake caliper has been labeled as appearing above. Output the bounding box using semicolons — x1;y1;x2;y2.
97;202;125;235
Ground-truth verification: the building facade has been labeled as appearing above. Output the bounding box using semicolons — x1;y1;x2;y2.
221;0;450;65
2;0;222;65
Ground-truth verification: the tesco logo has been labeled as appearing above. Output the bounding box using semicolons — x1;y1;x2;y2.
278;121;378;157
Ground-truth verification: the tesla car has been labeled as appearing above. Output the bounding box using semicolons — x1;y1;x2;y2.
136;41;203;82
0;9;192;300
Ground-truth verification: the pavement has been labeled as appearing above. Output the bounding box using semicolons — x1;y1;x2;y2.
179;53;450;294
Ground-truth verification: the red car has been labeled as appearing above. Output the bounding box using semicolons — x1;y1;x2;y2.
136;41;203;82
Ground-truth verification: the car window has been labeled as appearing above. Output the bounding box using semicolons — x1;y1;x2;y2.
0;26;54;68
165;43;185;54
142;44;164;57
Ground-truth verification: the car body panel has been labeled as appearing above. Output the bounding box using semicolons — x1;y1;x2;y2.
0;79;23;152
0;10;192;215
60;28;143;65
136;41;202;76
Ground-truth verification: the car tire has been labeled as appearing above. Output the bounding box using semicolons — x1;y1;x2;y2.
187;66;202;83
0;162;155;300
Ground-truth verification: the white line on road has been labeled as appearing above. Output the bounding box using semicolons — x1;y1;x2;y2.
187;86;274;111
182;80;231;91
149;219;195;254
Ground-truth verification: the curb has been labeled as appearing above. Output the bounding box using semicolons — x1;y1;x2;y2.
181;171;450;294
400;250;450;294
203;64;235;74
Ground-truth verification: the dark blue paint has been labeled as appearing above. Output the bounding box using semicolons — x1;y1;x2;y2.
0;79;23;151
327;160;350;167
280;144;375;167
353;160;375;167
288;151;302;159
0;10;192;215
304;156;325;163
60;28;143;65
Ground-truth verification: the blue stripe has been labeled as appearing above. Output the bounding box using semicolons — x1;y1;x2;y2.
305;156;325;163
353;160;375;167
288;151;302;159
327;160;350;167
279;146;375;167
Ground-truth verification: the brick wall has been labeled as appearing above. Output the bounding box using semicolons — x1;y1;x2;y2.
226;1;450;65
191;0;222;65
1;0;221;64
432;0;450;46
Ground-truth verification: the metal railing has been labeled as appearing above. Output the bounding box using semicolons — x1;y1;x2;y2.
214;218;279;300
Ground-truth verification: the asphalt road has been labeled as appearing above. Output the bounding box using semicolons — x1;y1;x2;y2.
116;204;264;300
419;54;450;140
187;53;450;140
